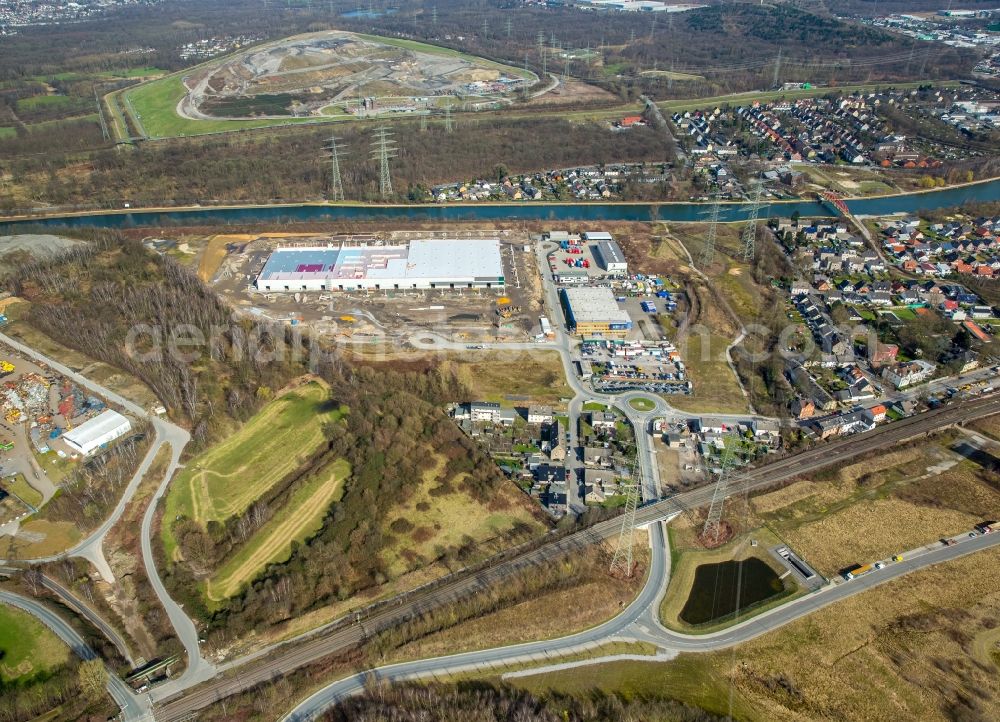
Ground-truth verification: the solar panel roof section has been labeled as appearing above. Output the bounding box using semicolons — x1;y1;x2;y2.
258;247;340;281
257;239;504;285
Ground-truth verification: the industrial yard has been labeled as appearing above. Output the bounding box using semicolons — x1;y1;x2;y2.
208;230;545;344
0;343;134;534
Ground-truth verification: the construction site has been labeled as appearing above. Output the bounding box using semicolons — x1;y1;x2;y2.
206;230;545;346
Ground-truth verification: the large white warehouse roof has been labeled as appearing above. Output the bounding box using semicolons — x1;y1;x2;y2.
63;410;131;456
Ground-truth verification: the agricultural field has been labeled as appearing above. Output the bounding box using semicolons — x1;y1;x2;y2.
510;546;1000;722
205;457;351;601
161;380;342;560
0;605;70;684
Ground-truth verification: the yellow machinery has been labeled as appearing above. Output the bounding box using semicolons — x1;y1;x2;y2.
339;315;356;323
0;360;14;375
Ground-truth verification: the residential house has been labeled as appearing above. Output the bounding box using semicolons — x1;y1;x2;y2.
527;405;554;424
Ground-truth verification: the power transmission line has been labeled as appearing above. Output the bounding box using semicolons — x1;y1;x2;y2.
324;136;347;201
370;126;397;199
698;199;721;267
609;464;642;578
506;16;512;39
741;181;764;261
443;103;453;132
702;448;735;545
772;48;782;88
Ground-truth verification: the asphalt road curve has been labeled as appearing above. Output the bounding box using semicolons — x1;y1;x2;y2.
154;393;1000;721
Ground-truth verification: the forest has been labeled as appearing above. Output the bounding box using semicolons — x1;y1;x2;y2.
4;234;308;446
0;0;982;213
323;683;727;722
1;117;675;212
3;233;546;641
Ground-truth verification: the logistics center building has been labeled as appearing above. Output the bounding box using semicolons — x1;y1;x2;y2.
255;239;505;292
560;286;632;339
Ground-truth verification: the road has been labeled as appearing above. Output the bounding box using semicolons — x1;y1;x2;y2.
155;387;1000;721
281;514;1000;721
0;331;215;690
0;589;152;721
3;266;999;721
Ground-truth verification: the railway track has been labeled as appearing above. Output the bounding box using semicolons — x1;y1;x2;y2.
154;393;1000;721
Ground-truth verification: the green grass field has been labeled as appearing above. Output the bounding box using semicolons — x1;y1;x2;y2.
161;381;342;560
205;457;351;601
124;76;304;138
0;126;15;139
0;605;71;683
354;33;535;81
4;473;43;509
627;397;656;412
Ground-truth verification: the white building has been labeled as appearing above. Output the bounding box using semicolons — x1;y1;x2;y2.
255;239;505;292
593;239;629;274
62;410;131;456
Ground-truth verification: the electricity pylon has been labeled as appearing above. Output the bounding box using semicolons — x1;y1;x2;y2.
506;16;512;39
772;48;783;88
698;199;721;267
702;448;734;546
443;103;453;132
370;126;397;199
324;136;346;201
419;113;428;132
609;464;642;578
741;181;764;261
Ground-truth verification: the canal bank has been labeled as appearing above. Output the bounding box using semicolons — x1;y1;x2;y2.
1;178;998;231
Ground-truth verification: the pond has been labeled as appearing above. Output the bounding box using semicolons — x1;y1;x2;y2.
679;557;785;626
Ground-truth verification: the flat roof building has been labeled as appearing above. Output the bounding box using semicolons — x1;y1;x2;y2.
256;239;505;292
593;239;628;274
63;410;131;457
560;287;632;339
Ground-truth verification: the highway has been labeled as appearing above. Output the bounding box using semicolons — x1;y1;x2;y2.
0;589;152;721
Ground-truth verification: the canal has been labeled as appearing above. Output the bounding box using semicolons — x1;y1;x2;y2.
0;178;997;230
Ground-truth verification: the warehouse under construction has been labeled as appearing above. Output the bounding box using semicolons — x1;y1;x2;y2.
255;238;506;292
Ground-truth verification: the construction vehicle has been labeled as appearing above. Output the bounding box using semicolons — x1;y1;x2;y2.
496;305;521;319
0;441;13;452
0;361;14;376
4;408;21;424
339;315;356;323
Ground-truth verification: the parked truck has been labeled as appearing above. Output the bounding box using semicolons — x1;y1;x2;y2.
843;563;874;580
